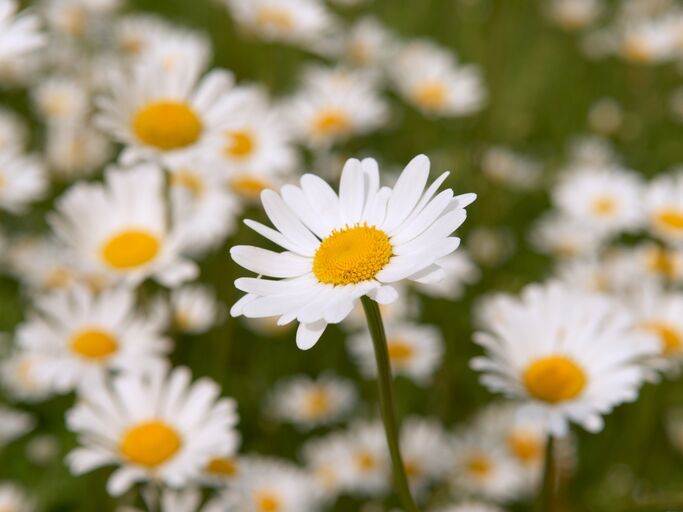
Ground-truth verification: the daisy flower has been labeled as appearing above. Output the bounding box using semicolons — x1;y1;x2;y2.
348;321;444;385
96;60;236;166
283;65;389;148
16;286;170;393
413;250;480;300
0;350;54;403
338;420;390;496
546;0;602;31
31;76;89;126
472;281;658;435
609;242;683;287
200;454;242;488
66;365;240;496
49;163;198;287
230;154;475;349
45;124;112;179
0;406;35;448
0;150;47;214
4;236;79;293
302;432;351;501
266;373;357;429
481;147;541;191
390;40;486;117
399;417;452;497
529;213;606;259
335;16;395;69
0;0;44;64
0;106;26;151
170;285;221;335
619;17;678;64
0;482;33;512
646;170;683;245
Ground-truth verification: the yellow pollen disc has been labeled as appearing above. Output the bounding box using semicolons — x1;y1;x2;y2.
70;329;118;360
224;130;255;158
254;491;281;512
171;170;204;198
354;451;377;472
624;38;651;63
119;420;181;468
256;7;294;31
413;81;448;110
655;209;683;232
229;175;271;201
523;355;586;403
206;456;238;477
642;321;682;356
121;37;144;55
647;247;676;278
44;267;73;289
467;455;492;478
303;388;331;419
591;196;617;217
404;459;420;478
101;229;160;270
312;109;351;138
133;101;202;150
507;432;542;464
349;42;370;66
387;338;415;365
313;224;392;285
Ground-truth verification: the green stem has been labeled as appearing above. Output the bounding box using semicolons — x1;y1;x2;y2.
360;296;420;512
538;435;556;512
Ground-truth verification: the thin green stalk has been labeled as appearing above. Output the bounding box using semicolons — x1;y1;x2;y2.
360;295;420;512
538;435;556;512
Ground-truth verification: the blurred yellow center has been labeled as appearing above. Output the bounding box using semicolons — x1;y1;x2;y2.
225;130;255;158
206;456;238;477
255;491;281;512
655;209;683;232
303;388;331;418
313;225;392;285
45;267;73;289
507;432;542;464
230;175;271;201
120;421;181;467
624;38;651;63
591;196;617;217
133;101;202;150
413;81;448;110
523;356;586;403
642;321;682;356
387;338;415;365
354;451;377;472
171;170;204;198
101;229;160;269
256;7;293;31
404;459;421;478
647;247;676;278
467;455;492;478
70;329;118;360
312;109;351;137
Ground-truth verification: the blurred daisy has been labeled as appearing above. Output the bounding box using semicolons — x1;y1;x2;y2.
390;40;485;117
336;16;395;69
530;213;605;259
609;242;683;287
467;227;516;267
230;154;475;349
0;150;47;214
546;0;601;31
0;107;26;151
50;163;198;287
96;62;236;166
170;285;221;335
413;250;480;300
400;417;452;497
302;432;350;501
472;281;658;435
1;351;54;403
200;454;242;488
620;17;678;64
266;373;356;429
284;66;389;148
4;236;78;293
0;482;33;512
646;171;683;245
481;147;541;190
67;365;240;496
0;406;34;448
340;420;390;496
0;0;44;64
348;322;444;385
45;124;112;179
31;76;89;126
16;286;170;393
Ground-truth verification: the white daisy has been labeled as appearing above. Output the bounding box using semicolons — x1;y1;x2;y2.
200;454;243;488
0;150;47;214
645;170;683;245
16;285;170;393
390;40;486;117
266;373;356;429
0;406;34;448
302;431;351;502
45;123;112;179
170;285;221;335
49;163;198;287
4;236;79;293
334;16;395;69
230;154;475;349
546;0;602;31
66;365;240;496
620;16;679;64
608;242;683;287
413;250;480;300
0;106;27;151
472;281;658;435
481;147;541;191
348;321;444;385
338;420;390;496
0;482;33;512
0;0;44;64
31;76;89;126
1;350;54;403
283;65;389;148
399;417;452;497
529;213;606;259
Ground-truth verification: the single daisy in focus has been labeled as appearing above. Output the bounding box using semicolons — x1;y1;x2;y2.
348;321;444;385
0;0;44;64
472;281;658;435
170;285;221;335
230;154;475;349
390;40;485;117
0;406;34;448
0;150;47;214
50;163;198;287
646;170;683;245
16;286;170;393
400;417;452;497
96;61;236;166
283;65;389;148
0;482;34;512
413;250;480;300
266;373;356;429
222;456;321;512
66;365;240;496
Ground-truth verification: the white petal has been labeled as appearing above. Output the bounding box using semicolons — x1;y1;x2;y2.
382;154;430;232
244;219;314;256
367;285;398;304
296;321;327;350
260;190;320;253
339;158;365;224
230;246;311;278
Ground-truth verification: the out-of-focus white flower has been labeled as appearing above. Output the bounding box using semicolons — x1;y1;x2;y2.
546;0;602;31
645;170;683;245
4;236;79;293
567;136;619;168
619;16;679;64
530;213;606;259
32;77;89;126
0;406;34;448
481;147;542;190
334;16;395;69
45;124;112;179
302;431;351;502
25;434;60;466
588;98;624;135
413;250;480;300
1;351;54;403
0;150;47;214
339;420;390;496
467;227;516;267
400;417;452;497
0;107;26;151
0;0;44;66
0;482;34;512
169;285;221;335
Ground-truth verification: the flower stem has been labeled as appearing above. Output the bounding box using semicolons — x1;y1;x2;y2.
538;435;556;512
360;295;420;512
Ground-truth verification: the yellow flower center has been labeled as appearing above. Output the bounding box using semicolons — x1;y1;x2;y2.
591;196;617;217
404;459;421;478
312;108;351;138
44;267;74;289
70;328;118;360
655;209;683;233
354;450;377;472
224;130;255;158
507;432;542;464
229;175;272;201
256;7;294;31
313;224;392;285
133;101;202;150
254;491;281;512
387;338;415;366
171;170;204;198
206;456;238;477
624;37;652;63
413;81;448;110
523;355;586;403
101;229;160;270
119;421;181;468
646;247;676;278
642;321;682;356
466;454;492;478
303;388;331;419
